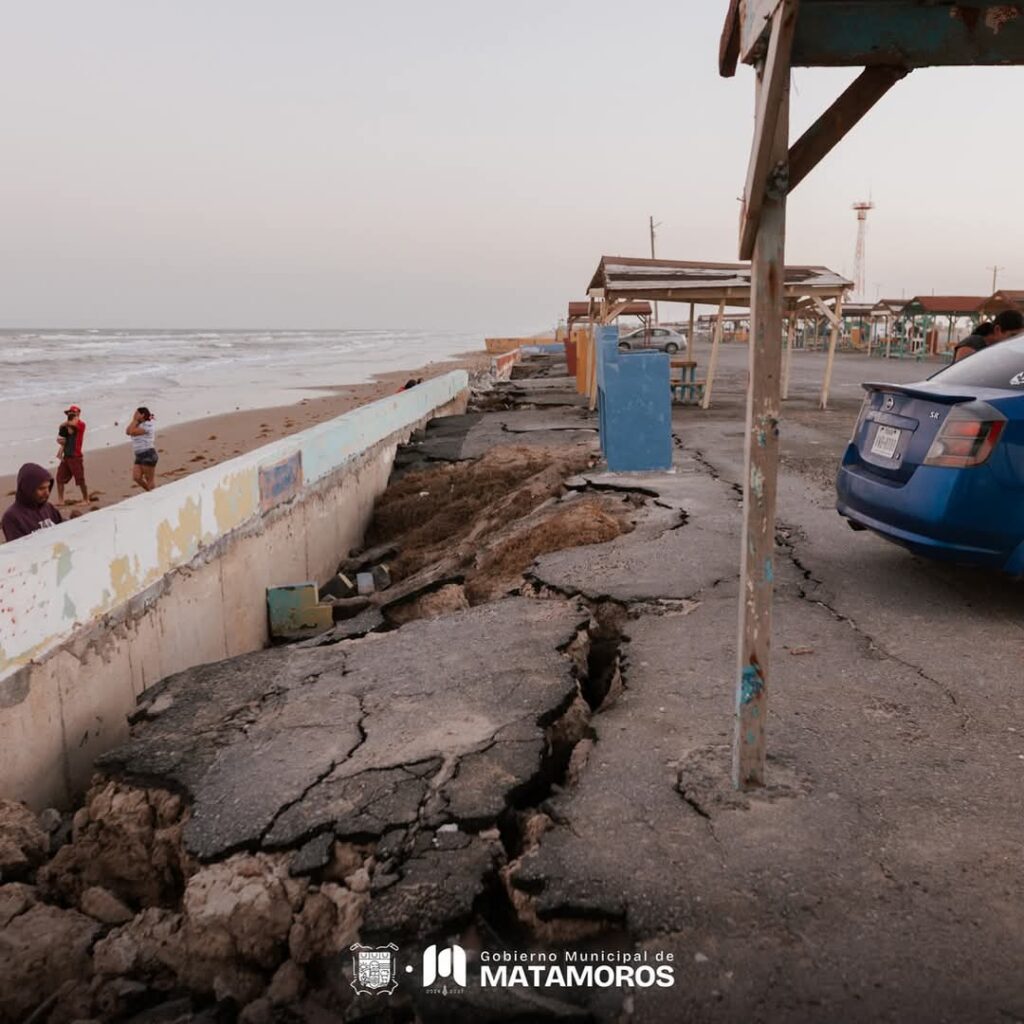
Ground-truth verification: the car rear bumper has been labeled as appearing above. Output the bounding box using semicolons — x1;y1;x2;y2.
836;454;1022;570
836;501;1008;567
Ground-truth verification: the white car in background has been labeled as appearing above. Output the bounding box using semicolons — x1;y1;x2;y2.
618;326;688;354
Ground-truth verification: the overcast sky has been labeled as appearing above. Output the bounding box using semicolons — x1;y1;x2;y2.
2;2;1022;332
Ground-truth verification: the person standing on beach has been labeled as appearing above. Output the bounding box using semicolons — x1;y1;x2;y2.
2;463;63;542
126;406;158;491
55;404;88;504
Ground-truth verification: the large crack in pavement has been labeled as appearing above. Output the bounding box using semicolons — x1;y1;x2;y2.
774;522;971;729
686;443;972;731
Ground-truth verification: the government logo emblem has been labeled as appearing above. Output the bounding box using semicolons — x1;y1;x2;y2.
350;943;400;995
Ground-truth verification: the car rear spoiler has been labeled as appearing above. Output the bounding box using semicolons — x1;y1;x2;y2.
861;382;976;405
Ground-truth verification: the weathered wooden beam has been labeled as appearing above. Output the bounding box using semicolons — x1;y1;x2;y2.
733;63;790;791
810;294;841;329
788;66;908;194
702;300;727;410
819;293;845;409
782;310;796;401
739;0;799;261
588;298;605;411
739;0;785;66
599;298;631;325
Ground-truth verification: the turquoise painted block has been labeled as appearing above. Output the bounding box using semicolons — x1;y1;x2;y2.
267;582;333;638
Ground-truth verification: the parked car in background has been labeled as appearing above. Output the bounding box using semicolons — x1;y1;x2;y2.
618;326;687;354
836;335;1024;573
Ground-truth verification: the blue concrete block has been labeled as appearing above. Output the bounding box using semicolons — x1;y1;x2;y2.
596;325;672;472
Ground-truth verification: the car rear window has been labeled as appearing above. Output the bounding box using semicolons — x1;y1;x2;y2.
930;336;1024;389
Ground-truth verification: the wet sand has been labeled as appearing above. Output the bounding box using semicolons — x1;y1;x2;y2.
0;352;489;517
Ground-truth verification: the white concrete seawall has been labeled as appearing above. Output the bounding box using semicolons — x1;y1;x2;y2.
0;371;469;808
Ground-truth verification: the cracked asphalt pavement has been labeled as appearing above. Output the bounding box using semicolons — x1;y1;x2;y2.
512;346;1024;1023
49;348;1024;1023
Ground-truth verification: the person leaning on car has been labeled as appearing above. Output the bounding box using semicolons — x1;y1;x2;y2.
991;308;1024;343
953;321;995;362
953;309;1024;362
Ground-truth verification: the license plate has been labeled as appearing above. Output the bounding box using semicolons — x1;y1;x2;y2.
870;424;901;459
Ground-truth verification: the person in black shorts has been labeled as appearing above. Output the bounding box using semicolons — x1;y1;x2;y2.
126;406;158;491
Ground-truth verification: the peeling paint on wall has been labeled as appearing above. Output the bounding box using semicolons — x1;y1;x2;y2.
258;453;303;513
54;544;73;584
109;556;142;604
156;498;203;573
213;470;258;534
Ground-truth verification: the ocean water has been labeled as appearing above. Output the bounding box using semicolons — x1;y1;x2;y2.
0;328;483;475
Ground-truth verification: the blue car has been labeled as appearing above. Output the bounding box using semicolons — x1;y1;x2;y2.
836;336;1024;573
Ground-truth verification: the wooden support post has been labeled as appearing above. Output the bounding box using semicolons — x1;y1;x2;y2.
738;0;798;260
782;310;795;400
819;294;844;410
702;300;727;409
688;301;696;360
733;35;791;791
588;299;604;411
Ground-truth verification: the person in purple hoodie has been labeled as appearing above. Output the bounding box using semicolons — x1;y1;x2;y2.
2;463;63;542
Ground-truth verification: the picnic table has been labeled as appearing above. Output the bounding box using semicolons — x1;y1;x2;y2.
669;358;704;404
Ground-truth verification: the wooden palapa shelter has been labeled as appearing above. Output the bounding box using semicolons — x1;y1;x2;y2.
586;255;851;409
720;0;1024;789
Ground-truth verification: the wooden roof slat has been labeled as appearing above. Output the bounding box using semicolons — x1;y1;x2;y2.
901;295;988;316
587;255;850;307
567;300;651;318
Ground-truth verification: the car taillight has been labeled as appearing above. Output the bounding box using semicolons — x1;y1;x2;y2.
924;406;1006;468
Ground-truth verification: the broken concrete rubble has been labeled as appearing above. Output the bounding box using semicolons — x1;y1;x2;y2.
38;782;189;909
0;799;49;880
0;900;98;1022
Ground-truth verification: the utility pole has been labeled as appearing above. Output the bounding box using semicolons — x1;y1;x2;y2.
987;264;1005;293
649;215;662;324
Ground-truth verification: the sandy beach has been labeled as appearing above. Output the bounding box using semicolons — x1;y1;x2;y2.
0;351;489;517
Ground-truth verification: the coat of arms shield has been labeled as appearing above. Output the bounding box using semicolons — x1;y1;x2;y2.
350;943;400;995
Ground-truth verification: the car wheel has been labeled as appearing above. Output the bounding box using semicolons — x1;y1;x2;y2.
618;342;631;352
664;342;679;354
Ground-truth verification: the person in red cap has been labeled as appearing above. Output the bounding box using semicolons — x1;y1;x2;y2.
55;404;88;505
